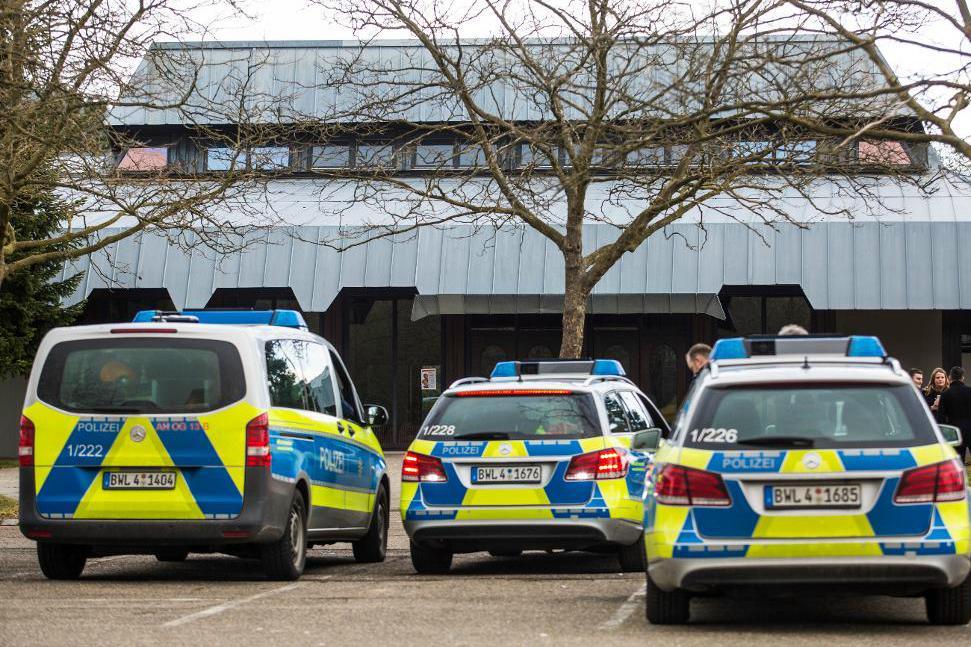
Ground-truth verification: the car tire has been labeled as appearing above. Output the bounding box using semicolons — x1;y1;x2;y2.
926;575;971;625
37;543;87;580
155;549;190;562
617;533;646;572
260;490;307;581
645;572;690;625
410;540;452;574
352;485;389;563
488;550;523;558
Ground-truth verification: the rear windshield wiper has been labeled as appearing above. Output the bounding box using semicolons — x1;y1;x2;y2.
453;432;511;440
736;435;815;448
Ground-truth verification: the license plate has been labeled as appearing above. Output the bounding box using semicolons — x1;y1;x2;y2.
472;464;542;484
765;483;861;509
103;471;177;490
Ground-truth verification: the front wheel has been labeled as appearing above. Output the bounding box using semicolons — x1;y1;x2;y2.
37;543;87;580
926;575;971;625
617;533;646;572
353;485;389;563
261;490;307;581
410;541;452;574
645;572;690;625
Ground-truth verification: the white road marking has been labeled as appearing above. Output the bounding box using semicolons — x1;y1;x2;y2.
162;581;311;628
598;582;646;630
1;554;128;580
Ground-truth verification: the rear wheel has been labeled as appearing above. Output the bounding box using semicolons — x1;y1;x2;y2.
645;572;690;625
261;490;307;581
926;575;971;625
352;485;389;563
37;543;87;580
410;541;452;574
617;533;646;572
155;549;189;562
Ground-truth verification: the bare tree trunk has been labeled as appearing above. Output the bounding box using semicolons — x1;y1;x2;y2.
560;247;589;358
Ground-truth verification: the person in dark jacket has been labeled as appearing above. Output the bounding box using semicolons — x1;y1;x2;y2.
939;366;971;463
923;367;949;423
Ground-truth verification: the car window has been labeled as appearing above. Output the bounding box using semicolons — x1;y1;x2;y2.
266;340;308;410
619;392;652;432
420;393;600;440
302;342;338;417
686;383;936;449
329;350;361;422
603;392;632;434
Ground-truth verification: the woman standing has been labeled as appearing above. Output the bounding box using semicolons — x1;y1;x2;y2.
924;367;949;422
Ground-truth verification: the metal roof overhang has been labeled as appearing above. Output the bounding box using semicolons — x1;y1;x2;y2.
410;293;725;320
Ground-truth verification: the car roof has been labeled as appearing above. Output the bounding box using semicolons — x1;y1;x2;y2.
445;374;639;395
700;356;910;388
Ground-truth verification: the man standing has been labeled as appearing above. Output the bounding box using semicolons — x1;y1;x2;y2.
939;366;971;463
685;343;711;389
909;368;924;390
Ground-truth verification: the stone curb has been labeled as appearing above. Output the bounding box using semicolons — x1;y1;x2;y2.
1;519;18;526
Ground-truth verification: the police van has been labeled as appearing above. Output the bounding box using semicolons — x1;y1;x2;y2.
643;335;971;625
18;310;390;580
401;359;669;574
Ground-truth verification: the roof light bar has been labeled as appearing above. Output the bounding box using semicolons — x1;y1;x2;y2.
710;335;887;362
455;389;574;397
132;309;308;330
490;358;626;379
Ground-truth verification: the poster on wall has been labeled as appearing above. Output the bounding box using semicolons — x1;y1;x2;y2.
420;366;437;392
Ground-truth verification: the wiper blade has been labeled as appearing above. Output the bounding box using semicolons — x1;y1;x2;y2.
736;435;815;448
455;432;511;440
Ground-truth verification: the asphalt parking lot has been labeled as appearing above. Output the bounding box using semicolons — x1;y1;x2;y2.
1;457;969;646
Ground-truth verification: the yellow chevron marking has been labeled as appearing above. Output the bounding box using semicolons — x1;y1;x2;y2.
752;513;876;539
746;541;883;558
25;403;79;492
779;450;844;474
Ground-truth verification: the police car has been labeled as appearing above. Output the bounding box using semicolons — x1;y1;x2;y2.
643;335;971;625
400;359;669;574
18;310;390;580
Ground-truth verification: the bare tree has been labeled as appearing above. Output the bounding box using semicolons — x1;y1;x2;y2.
302;0;926;356
0;0;283;288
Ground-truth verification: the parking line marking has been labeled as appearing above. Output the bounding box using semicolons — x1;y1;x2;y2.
1;554;128;580
162;581;310;628
598;582;646;630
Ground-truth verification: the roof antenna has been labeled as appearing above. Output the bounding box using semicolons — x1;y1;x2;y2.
802;355;810;370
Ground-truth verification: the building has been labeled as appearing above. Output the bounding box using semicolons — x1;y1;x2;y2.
3;39;971;454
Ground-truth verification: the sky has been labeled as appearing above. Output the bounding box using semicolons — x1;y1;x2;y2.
171;0;971;139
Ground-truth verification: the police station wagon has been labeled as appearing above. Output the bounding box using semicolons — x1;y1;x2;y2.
643;335;971;625
401;359;669;574
18;310;391;580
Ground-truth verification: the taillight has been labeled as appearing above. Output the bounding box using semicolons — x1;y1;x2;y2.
565;448;629;481
655;464;731;507
246;413;271;468
894;460;966;504
18;415;35;467
402;451;448;482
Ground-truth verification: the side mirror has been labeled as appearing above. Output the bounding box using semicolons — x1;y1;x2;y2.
365;404;389;427
631;427;662;452
939;424;963;448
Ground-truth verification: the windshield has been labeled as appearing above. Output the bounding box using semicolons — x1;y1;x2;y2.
420;393;600;440
38;338;245;414
684;383;935;449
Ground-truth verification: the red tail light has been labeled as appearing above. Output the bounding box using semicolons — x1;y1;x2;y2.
655;464;731;507
402;451;448;482
18;415;35;467
246;413;271;468
894;459;966;504
565;448;629;481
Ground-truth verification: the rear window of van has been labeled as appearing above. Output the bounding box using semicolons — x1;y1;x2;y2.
38;338;245;414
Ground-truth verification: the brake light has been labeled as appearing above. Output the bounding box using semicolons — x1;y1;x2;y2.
655;464;731;507
110;328;178;333
455;389;574;397
402;451;448;482
894;460;966;504
18;416;35;467
565;448;629;480
246;413;271;468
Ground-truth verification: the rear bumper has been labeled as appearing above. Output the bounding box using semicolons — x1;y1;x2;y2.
405;517;642;552
649;554;971;593
18;467;293;548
